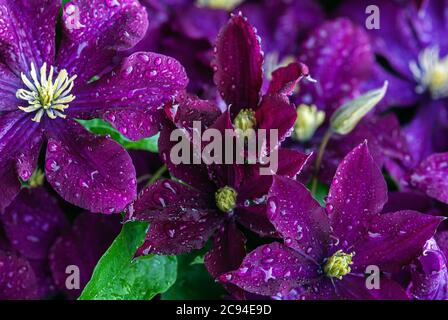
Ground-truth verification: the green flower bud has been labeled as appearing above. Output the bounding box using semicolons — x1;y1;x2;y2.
293;104;325;142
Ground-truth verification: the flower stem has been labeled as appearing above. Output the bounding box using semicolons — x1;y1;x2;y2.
311;129;333;196
146;165;167;186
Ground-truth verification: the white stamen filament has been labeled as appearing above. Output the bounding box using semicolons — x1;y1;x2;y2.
16;63;77;122
409;46;448;100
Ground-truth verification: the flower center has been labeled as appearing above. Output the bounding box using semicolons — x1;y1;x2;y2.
16;63;77;122
215;186;237;213
294;104;325;142
234;109;256;133
196;0;243;10
323;250;354;280
409;46;448;99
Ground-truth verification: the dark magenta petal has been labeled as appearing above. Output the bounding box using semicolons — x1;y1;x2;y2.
436;231;448;259
267;62;309;96
297;18;374;114
236;204;277;238
0;250;38;300
57;0;148;84
213;13;263;113
219;242;318;297
158;122;215;191
352;211;444;273
71;52;188;140
49;213;121;299
0;0;59;74
410;152;448;204
408;238;448;300
268;176;330;261
327;142;388;246
130;179;223;255
256;94;297;147
0;112;42;211
205;222;247;300
1;188;68;260
45;119;136;214
0;64;20;112
336;274;409;300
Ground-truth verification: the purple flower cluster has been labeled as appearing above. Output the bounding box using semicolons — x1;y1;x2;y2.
1;0;448;300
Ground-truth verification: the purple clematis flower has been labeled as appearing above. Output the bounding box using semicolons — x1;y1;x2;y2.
220;142;444;300
0;0;188;213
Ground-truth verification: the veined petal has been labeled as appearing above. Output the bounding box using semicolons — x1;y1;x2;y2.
0;0;59;74
267;62;309;96
70;52;188;140
0;63;20;111
44;119;136;214
57;0;148;84
212;13;263;114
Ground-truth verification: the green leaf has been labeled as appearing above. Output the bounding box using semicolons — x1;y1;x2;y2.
77;118;159;152
79;221;177;300
308;181;329;207
161;249;226;300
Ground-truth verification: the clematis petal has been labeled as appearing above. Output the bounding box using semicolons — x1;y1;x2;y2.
408;238;448;300
267;176;330;261
0;64;21;111
235;204;277;238
57;0;148;84
267;62;309;96
45;119;136;214
256;94;297;147
129;179;223;255
352;211;444;273
327;142;388;247
205;222;247;300
275;278;337;300
0;0;59;74
213;13;263;114
0;112;42;211
297;18;374;114
219;242;318;297
70;52;188;140
0;250;38;300
336;274;409;300
1;188;68;260
410;152;448;204
49;213;121;299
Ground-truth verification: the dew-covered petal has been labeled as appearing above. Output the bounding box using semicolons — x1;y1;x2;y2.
0;0;59;74
297;18;374;114
408;238;448;300
327;142;388;247
267;176;330;261
205;222;247;300
352;211;444;273
57;0;148;84
70;52;188;140
1;188;68;260
267;62;309;96
336;274;409;300
410;152;448;204
49;213;121;299
219;242;318;297
158;121;215;192
0;63;20;111
0;112;42;211
0;250;38;300
213;13;263;114
275;278;337;300
129;179;223;255
45;119;136;214
235;204;277;238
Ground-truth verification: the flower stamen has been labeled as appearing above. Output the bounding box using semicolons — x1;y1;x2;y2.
215;186;237;213
16;63;77;122
409;46;448;99
323;250;354;280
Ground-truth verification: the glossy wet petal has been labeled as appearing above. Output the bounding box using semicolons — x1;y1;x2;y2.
45;120;136;214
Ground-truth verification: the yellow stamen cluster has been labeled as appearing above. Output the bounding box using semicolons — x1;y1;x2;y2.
16;63;77;122
294;104;325;142
234;109;257;133
323;250;354;280
196;0;243;10
410;46;448;99
215;186;237;213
